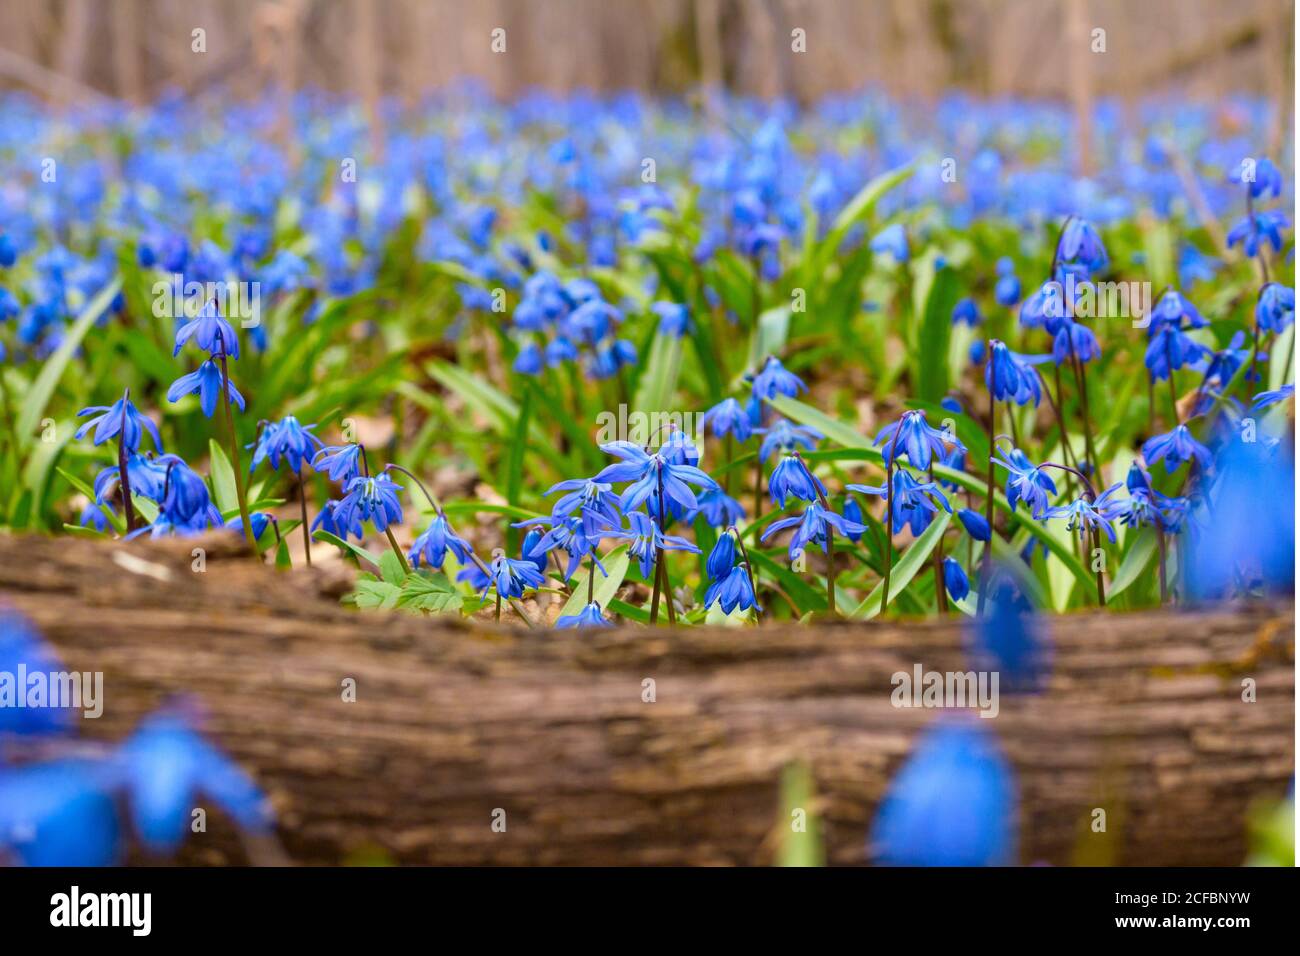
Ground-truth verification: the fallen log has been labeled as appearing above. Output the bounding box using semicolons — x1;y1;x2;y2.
0;534;1292;866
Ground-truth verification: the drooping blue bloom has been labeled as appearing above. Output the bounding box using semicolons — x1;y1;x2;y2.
869;719;1018;867
1198;331;1253;391
688;486;746;528
957;507;990;541
311;500;343;538
173;299;239;359
483;553;546;600
225;512;273;540
841;497;864;542
651;301;691;337
79;500;113;531
751;356;807;401
1142;424;1213;473
703;565;760;615
156;454;220;530
0;609;78;737
1051;317;1101;365
967;567;1049;690
758;418;822;463
93;452;169;505
1178;243;1221;287
1144;322;1209;382
593;441;720;514
334;471;404;539
1058;217;1108;274
1149;289;1207;332
984;340;1044;406
761;501;867;559
706;533;736;581
312;443;363;482
555;602;612;629
408;513;474;570
248;416;322;473
117;712;271;854
701;397;754;443
1229;156;1283;199
768;455;826;508
951;297;981;327
543;476;623;527
167;360;245;417
513;342;543;375
1256;283;1295;333
869;223;909;263
991;449;1057;518
520;528;549;575
609;511;700;580
518;514;605;580
874;409;959;471
0;759;121;866
75;389;162;452
850;470;952;536
994;257;1021;306
943;557;970;602
1227;210;1289;258
1046;488;1120;543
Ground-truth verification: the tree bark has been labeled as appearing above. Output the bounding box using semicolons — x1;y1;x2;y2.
0;535;1291;866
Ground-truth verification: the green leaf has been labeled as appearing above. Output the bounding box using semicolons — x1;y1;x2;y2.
504;384;533;514
849;512;951;619
379;549;408;586
17;279;123;443
313;530;383;570
607;597;651;623
1109;527;1157;600
56;466;125;534
746;305;792;371
558;545;630;619
350;578;402;610
397;571;466;614
915;265;961;402
825;163;915;248
207;439;239;515
633;331;685;418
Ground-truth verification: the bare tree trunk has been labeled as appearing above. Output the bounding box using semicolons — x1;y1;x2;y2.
0;535;1290;866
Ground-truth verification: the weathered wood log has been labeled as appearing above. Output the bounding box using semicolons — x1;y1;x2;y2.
0;534;1292;866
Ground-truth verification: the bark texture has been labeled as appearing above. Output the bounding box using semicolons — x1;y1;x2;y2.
0;534;1292;866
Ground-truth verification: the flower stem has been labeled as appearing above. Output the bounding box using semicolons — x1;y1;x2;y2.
383;526;410;573
880;427;903;613
977;387;996;616
651;470;677;625
217;351;258;560
729;527;762;621
587;554;595;604
297;469;312;567
928;465;948;614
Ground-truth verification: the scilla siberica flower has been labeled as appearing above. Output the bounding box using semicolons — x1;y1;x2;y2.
701;397;755;443
333;470;404;540
651;302;691;337
994;257;1020;306
1253;384;1295;411
225;512;272;540
117;711;271;855
1057;218;1108;274
869;718;1017;866
874;410;958;471
408;513;474;571
687;487;746;528
1227;210;1289;258
943;557;970;602
957;507;991;541
249;416;323;473
768;455;826;508
1141;424;1213;473
758;419;821;463
761;501;866;559
556;602;611;629
992;448;1057;518
312;443;363;482
1045;488;1120;543
1;610;77;736
984;340;1044;406
869;222;909;263
1051;317;1101;365
704;565;760;615
850;471;951;536
951;297;980;327
1144;322;1208;382
167;360;245;417
173;299;239;358
516;513;605;580
611;511;700;579
750;355;807;401
1229;156;1283;199
593;441;719;514
93;453;168;505
543;476;623;528
0;759;121;866
705;533;735;582
75;389;162;452
483;551;546;599
967;569;1049;691
1256;283;1295;333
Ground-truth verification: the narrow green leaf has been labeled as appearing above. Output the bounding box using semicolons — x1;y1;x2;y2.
850;512;952;619
313;529;383;570
1108;527;1157;600
558;545;630;619
207;439;238;515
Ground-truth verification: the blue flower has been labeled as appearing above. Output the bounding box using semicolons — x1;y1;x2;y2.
951;297;981;327
874;410;959;471
593;441;720;514
1051;318;1101;365
167;360;245;417
1149;289;1207;331
484;552;546;599
758;418;821;463
1045;489;1119;543
1256;283;1295;333
520;528;549;575
1058;218;1108;274
1144;322;1209;382
869;223;909;263
543;476;623;526
225;512;273;540
518;514;605;580
992;449;1057;518
943;557;970;602
334;471;404;539
156;454;221;530
0;759;121;866
173;299;239;358
701;397;754;443
967;568;1049;691
651;301;691;337
79;500;113;531
1253;384;1295;411
1199;331;1252;389
93;452;168;505
248;416;322;473
117;712;271;854
0;609;78;737
1229;156;1283;198
556;602;612;629
842;497;865;542
869;719;1017;866
850;470;951;536
609;511;700;579
984;340;1044;406
311;499;343;538
408;513;474;570
513;342;543;375
761;501;866;559
994;258;1020;306
312;443;363;482
1227;210;1289;258
957;507;990;541
751;356;807;401
75;389;162;452
1142;425;1213;473
703;565;760;615
687;487;746;528
768;455;826;508
706;533;736;581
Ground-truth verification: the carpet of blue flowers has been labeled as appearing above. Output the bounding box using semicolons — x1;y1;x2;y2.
0;86;1294;866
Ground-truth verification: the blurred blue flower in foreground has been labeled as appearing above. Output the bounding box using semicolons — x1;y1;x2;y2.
869;719;1018;866
0;760;121;866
